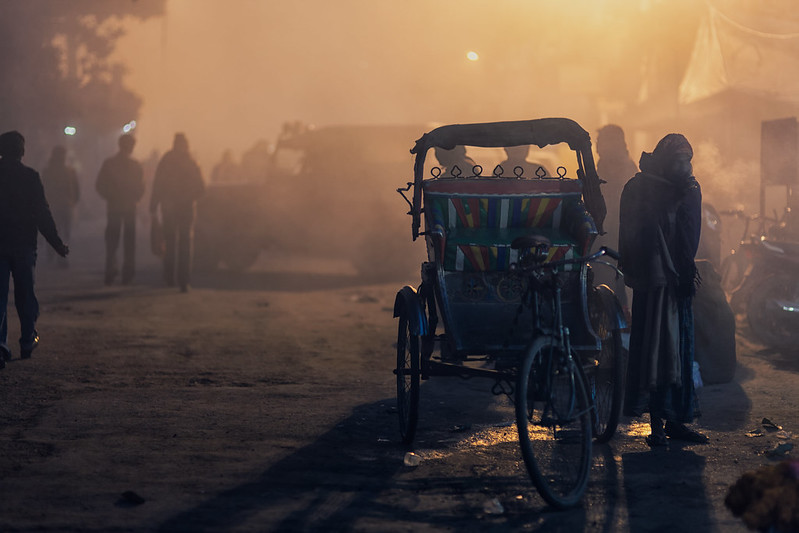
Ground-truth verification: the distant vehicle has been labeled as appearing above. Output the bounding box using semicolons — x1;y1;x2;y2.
194;123;431;278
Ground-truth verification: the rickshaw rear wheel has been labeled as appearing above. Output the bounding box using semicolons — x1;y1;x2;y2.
396;307;420;446
587;287;625;443
516;336;592;509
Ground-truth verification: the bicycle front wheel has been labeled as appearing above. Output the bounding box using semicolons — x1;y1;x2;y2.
516;335;592;509
588;287;625;443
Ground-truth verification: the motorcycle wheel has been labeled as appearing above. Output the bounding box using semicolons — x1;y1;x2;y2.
720;253;749;294
747;273;799;347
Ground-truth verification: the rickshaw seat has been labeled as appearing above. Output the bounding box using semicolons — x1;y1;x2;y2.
422;178;597;272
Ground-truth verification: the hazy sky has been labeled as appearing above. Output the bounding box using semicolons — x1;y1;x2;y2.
114;0;634;173
112;0;799;201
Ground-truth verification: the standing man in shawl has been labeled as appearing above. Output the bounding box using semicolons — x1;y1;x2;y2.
150;133;205;293
619;133;708;446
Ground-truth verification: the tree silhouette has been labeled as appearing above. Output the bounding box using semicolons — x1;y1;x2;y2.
0;0;164;164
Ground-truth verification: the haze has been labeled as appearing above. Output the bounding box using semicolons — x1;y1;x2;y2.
115;0;681;173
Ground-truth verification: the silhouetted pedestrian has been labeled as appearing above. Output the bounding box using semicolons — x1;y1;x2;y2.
498;145;551;178
597;125;638;247
595;125;638;310
434;146;476;177
619;133;707;446
0;131;69;367
150;133;205;292
211;149;241;183
41;145;79;266
96;134;144;285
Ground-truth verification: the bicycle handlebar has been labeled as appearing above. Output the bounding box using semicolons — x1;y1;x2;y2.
516;246;621;273
718;209;779;223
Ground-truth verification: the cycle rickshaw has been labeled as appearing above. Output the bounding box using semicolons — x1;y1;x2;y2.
393;118;626;508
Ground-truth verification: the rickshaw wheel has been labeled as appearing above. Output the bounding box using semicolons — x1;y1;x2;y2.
516;336;592;509
396;308;420;446
587;288;625;443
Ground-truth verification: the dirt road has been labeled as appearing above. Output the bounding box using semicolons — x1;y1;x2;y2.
1;235;797;532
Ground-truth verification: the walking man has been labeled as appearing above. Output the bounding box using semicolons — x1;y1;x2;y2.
96;134;144;285
150;133;205;292
0;131;69;368
41;145;79;265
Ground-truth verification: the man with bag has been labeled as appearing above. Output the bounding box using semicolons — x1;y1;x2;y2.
149;133;205;293
96;134;145;285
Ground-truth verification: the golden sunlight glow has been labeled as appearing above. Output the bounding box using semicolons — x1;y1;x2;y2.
466;50;480;61
622;420;652;438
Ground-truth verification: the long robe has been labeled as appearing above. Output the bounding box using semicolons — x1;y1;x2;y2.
619;169;702;422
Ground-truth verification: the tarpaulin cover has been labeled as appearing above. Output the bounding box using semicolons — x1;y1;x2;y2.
680;3;799;105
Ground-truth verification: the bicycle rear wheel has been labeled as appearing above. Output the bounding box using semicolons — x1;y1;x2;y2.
587;287;625;443
516;336;592;509
396;308;420;446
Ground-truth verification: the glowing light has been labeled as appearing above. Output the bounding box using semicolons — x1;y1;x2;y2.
122;120;137;133
466;51;480;61
64;126;76;136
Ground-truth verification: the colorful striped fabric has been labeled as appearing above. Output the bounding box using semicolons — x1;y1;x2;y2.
427;195;568;232
423;178;596;272
445;242;576;272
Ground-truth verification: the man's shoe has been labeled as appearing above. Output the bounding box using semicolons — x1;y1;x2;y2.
20;335;39;360
645;433;668;447
0;345;11;361
664;421;709;443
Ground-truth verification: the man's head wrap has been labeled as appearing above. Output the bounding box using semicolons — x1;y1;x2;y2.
639;133;693;175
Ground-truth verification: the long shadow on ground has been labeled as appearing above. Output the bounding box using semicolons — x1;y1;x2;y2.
623;447;710;532
155;376;599;532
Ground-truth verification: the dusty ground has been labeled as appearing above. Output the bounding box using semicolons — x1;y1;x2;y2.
1;225;797;532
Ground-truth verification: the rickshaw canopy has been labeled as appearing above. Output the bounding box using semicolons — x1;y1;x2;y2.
408;118;606;239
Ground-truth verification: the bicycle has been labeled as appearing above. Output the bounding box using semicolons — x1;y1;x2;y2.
511;235;621;508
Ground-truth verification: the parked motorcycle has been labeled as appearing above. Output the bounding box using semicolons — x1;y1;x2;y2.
722;208;799;346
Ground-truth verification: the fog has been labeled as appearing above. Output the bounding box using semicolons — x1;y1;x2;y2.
114;0;686;173
89;0;799;274
107;1;799;214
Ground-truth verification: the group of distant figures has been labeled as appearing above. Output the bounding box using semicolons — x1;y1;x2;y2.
44;132;205;291
0;130;204;369
433;145;552;179
94;132;205;291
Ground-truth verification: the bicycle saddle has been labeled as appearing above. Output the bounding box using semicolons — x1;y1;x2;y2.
511;234;552;250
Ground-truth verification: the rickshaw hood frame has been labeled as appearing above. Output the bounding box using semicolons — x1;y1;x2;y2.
408;118;606;239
